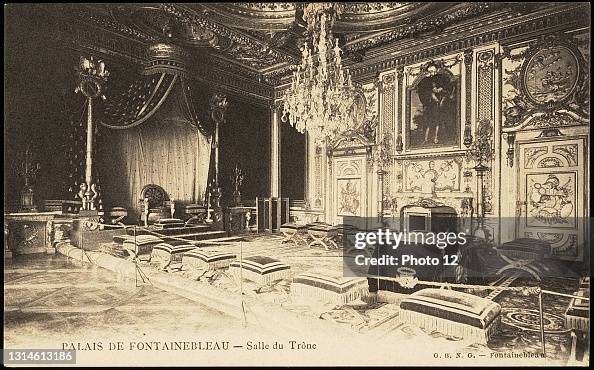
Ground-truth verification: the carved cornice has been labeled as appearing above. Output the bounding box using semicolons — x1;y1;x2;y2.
346;4;589;81
343;3;509;53
269;4;588;88
52;15;147;66
196;65;274;103
66;5;157;44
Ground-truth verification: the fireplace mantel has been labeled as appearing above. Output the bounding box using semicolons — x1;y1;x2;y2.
392;193;475;232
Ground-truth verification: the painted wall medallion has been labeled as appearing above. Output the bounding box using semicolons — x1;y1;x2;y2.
523;46;579;106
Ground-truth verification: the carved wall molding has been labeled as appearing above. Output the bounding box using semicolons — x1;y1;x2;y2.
502;110;588;135
463;49;474;147
331;133;373;158
405;56;462;82
395;67;405;153
394;150;469;161
475;48;496;214
402;157;464;193
380;72;396;150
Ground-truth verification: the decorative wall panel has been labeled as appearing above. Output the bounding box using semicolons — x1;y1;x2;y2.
314;146;324;209
333;157;367;223
476;48;495;214
380;73;396;140
518;138;586;260
403;158;463;193
477;50;495;121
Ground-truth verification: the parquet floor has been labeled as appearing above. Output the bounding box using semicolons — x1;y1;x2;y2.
4;254;268;348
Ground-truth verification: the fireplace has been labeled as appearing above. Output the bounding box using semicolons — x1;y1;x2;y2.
403;205;458;233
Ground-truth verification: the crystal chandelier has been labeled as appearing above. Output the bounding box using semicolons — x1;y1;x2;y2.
282;3;357;143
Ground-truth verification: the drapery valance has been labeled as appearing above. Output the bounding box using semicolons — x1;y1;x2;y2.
99;74;213;137
98;43;214;137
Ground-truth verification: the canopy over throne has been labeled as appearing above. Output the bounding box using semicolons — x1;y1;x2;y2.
139;184;175;225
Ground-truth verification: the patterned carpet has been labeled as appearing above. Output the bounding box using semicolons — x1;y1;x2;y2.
190;235;586;363
10;235;585;364
483;277;579;361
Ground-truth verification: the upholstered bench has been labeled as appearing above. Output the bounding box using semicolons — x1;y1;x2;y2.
183;249;237;271
280;223;308;246
496;238;550;281
122;234;163;261
306;222;339;250
154;218;185;230
151;241;197;271
229;256;291;286
291;271;369;306
400;288;501;344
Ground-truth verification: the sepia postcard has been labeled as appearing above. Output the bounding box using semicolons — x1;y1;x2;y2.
3;2;590;367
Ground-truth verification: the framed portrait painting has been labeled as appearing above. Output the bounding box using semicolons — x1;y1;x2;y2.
406;71;461;151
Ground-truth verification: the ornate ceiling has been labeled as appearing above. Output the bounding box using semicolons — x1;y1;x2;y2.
53;3;516;74
43;2;589;101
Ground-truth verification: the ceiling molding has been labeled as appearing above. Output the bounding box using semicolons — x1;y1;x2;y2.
272;3;590;87
40;3;590;103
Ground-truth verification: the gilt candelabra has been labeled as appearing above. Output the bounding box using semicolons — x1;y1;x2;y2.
465;119;495;238
14;145;41;212
74;56;109;211
231;164;244;206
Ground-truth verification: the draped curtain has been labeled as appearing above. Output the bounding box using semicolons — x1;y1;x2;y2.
94;70;213;218
99;117;211;218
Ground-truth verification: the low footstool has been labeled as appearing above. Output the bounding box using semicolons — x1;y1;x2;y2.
154;218;185;230
123;234;163;261
280;223;308;246
400;288;501;345
151;241;197;271
333;224;367;253
496;238;550;281
183;249;237;271
306;222;339;250
230;256;291;286
291;271;369;306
